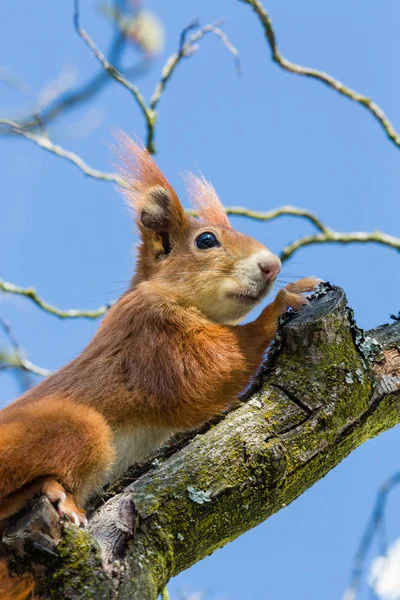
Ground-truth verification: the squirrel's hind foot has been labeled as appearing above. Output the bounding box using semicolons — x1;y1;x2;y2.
42;478;87;527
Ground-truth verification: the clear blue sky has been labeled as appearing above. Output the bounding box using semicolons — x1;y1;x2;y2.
1;1;400;599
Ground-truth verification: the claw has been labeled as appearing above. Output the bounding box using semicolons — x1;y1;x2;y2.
70;512;80;526
57;495;87;527
41;481;87;527
81;515;88;527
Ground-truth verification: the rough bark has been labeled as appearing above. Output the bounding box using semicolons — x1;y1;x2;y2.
1;284;399;599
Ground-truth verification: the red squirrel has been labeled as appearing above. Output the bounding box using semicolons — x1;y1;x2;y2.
0;135;319;597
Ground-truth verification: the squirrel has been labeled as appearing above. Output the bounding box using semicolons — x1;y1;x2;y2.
0;134;319;598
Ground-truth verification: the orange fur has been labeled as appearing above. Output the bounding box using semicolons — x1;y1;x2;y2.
0;136;319;595
185;172;231;227
0;560;34;600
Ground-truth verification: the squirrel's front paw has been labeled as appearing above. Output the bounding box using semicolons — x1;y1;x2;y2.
276;277;322;313
285;277;322;295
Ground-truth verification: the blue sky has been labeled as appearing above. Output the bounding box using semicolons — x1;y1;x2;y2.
1;1;400;599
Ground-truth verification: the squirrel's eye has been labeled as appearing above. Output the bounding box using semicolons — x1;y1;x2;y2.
195;232;220;250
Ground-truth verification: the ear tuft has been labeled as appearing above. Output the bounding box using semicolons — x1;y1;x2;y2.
114;133;187;234
185;172;231;228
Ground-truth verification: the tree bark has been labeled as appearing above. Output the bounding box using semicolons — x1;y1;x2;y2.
1;284;399;599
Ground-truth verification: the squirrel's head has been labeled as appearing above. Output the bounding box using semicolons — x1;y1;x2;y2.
118;135;281;325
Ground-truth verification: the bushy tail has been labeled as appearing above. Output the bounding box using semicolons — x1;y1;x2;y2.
0;560;34;600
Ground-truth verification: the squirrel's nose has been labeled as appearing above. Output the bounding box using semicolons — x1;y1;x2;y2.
258;259;281;282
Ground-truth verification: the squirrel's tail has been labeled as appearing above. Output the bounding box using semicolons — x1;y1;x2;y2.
0;560;34;600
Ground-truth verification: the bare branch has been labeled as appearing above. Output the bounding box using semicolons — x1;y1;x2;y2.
0;279;113;319
1;208;399;320
74;0;239;154
345;472;400;600
240;0;400;150
73;0;156;152
0;66;30;95
0;0;148;135
149;20;241;114
280;230;400;263
0;318;50;377
0;119;121;184
188;204;329;233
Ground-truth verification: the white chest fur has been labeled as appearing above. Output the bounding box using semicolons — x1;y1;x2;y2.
107;427;172;483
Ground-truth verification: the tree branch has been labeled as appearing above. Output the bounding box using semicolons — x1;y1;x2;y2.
239;0;400;150
280;229;400;262
0;0;149;135
187;204;329;233
0;279;113;319
0;66;30;95
2;285;399;599
345;472;400;600
2;210;399;322
74;0;239;154
0;318;50;378
0;119;122;184
73;0;155;151
149;19;241;112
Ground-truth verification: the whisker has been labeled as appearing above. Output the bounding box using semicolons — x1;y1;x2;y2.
84;287;128;298
262;227;284;244
150;270;233;280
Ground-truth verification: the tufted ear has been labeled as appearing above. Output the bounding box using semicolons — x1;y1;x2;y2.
116;134;188;247
185;172;231;228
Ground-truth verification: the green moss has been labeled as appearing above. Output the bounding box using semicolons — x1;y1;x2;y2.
46;525;113;600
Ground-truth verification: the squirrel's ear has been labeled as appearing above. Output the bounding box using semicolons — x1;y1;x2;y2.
185;173;231;228
140;186;176;232
115;133;188;237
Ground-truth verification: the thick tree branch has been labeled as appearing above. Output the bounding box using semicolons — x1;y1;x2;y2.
2;285;399;599
240;0;400;150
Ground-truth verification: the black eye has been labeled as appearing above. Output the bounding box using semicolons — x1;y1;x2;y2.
195;232;220;250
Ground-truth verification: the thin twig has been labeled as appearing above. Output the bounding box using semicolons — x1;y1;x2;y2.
240;0;400;149
188;204;329;233
73;0;156;152
2;210;400;319
0;119;122;184
345;472;400;600
0;318;50;377
0;279;113;319
74;0;239;154
150;20;241;114
0;66;30;95
0;0;132;134
280;230;400;263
